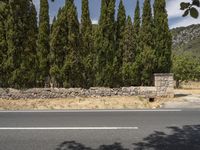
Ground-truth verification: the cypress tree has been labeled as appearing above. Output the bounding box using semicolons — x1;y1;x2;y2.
131;0;141;86
137;0;156;86
138;45;156;86
0;1;8;87
19;1;38;87
62;0;84;88
133;0;141;54
94;0;116;87
51;16;56;33
37;0;50;87
81;0;94;88
116;0;126;49
5;0;37;88
122;16;136;86
154;0;172;73
113;0;126;87
50;5;68;87
140;0;154;49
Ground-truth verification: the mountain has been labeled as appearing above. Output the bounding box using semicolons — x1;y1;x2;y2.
171;24;200;57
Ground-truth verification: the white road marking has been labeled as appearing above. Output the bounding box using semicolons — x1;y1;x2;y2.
0;109;182;113
0;127;138;130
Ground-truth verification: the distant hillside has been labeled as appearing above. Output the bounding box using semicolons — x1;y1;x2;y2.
171;24;200;57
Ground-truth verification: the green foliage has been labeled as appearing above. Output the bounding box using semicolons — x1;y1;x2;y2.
0;1;8;87
81;0;94;88
37;0;50;87
133;0;141;55
5;0;37;88
0;0;174;88
62;0;84;88
94;0;116;87
154;0;172;73
172;53;200;88
113;0;126;87
50;5;68;87
136;0;156;86
121;17;136;86
137;45;156;86
180;0;200;18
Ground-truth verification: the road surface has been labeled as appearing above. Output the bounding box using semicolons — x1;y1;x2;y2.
0;109;200;150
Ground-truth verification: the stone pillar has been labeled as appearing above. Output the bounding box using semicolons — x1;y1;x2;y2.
154;73;174;98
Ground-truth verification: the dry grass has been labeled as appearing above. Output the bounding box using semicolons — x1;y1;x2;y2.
175;89;200;95
180;81;200;89
0;96;165;110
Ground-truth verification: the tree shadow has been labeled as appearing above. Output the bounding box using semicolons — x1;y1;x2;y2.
56;125;200;150
134;125;200;150
56;141;128;150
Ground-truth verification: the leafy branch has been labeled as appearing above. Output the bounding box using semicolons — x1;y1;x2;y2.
181;0;200;18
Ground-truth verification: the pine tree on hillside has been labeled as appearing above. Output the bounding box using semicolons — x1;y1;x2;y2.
122;16;136;86
137;0;156;86
0;1;8;87
154;0;172;73
113;0;126;87
81;0;94;88
37;0;50;87
62;0;84;88
94;0;116;87
50;5;68;87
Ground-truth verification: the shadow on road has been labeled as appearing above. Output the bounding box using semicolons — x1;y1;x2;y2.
56;125;200;150
56;141;128;150
174;94;190;98
134;125;200;150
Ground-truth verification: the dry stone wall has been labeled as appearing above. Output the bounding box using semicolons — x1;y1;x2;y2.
0;74;174;100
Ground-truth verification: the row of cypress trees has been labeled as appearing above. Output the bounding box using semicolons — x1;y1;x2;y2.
0;0;172;89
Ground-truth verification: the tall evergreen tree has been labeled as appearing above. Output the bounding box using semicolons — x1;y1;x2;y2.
81;0;94;88
133;0;141;54
113;0;126;87
50;5;68;87
94;0;116;87
37;0;50;87
20;1;38;87
138;45;156;86
136;0;156;86
5;0;37;88
122;16;136;86
62;0;84;88
0;1;8;87
131;0;141;86
154;0;172;73
51;16;56;33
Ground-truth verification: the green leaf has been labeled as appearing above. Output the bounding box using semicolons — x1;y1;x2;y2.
180;2;190;10
190;7;199;18
192;0;200;7
183;9;189;17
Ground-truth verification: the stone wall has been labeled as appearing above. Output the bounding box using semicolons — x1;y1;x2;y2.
0;74;174;100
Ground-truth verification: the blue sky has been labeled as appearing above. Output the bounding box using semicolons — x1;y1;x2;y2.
33;0;200;29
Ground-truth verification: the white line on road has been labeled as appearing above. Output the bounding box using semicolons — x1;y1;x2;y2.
0;127;138;130
0;109;182;113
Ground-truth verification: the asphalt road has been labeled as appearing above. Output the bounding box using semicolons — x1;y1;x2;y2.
0;109;200;150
